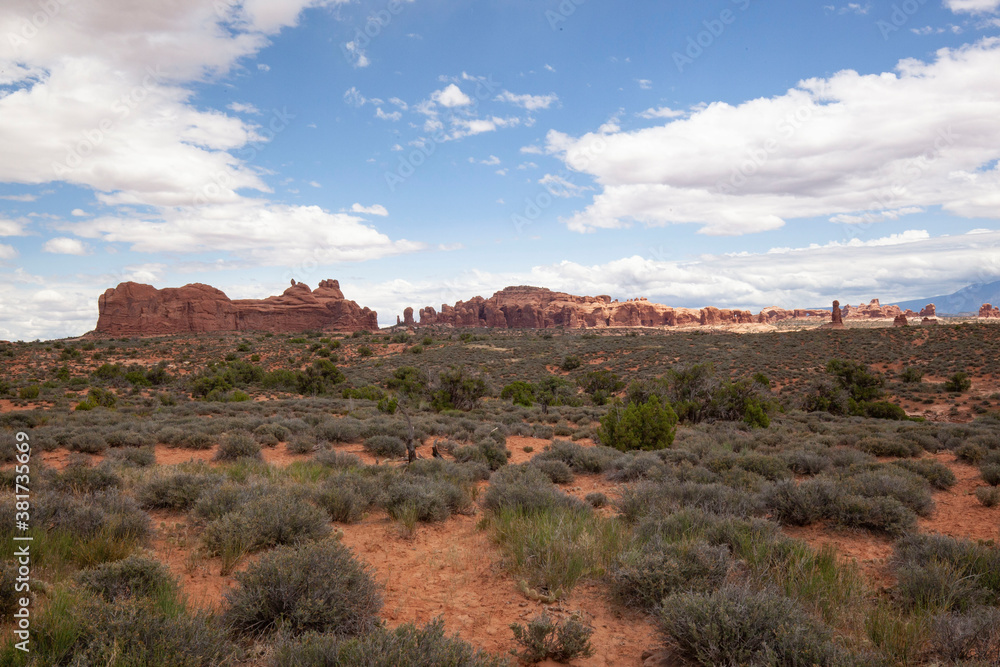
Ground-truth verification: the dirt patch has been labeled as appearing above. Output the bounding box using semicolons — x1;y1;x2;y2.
147;509;239;610
337;511;658;665
506;436;554;465
919;451;1000;544
782;523;896;589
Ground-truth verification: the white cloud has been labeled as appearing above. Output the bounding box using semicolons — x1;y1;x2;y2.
946;0;1000;13
42;237;89;255
344;86;367;107
520;145;543;155
481;155;501;165
638;106;686;119
375;107;402;121
65;201;423;265
356;229;1000;326
344;40;370;68
227;102;261;115
307;181;321;188
257;63;271;71
351;203;389;216
544;64;556;72
539;174;592;198
637;79;652;90
549;39;1000;235
0;219;28;236
71;209;88;217
431;84;472;108
495;90;559;111
0;244;17;260
0;194;36;202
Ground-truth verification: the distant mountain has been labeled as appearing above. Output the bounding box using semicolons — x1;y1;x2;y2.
893;280;1000;316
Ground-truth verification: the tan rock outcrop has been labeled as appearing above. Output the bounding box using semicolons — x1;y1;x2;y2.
757;306;829;324
841;299;903;319
95;279;377;335
920;304;936;318
980;304;1000;318
893;314;909;327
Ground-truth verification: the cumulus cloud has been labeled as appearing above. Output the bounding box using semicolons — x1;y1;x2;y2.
0;245;17;261
0;219;28;236
495;90;559;110
431;84;472;108
549;39;1000;235
42;237;89;255
64;201;423;265
356;229;1000;326
351;203;389;216
637;106;686;119
946;0;1000;13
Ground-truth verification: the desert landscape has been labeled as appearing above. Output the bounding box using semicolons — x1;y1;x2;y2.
1;281;1000;665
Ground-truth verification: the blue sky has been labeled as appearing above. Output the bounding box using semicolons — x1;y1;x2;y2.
1;0;1000;339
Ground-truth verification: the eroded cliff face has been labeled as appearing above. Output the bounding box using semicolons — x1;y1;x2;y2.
415;286;758;329
95;279;377;335
981;304;1000;318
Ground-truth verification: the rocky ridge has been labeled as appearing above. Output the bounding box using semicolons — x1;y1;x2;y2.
94;280;377;335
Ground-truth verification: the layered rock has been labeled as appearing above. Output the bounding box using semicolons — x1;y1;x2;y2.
841;299;903;320
756;306;830;324
416;286;753;330
980;304;1000;318
95;279;377;335
920;304;937;318
894;314;909;327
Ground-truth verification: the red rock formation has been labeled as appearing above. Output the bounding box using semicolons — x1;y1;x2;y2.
920;304;936;318
402;307;415;327
95;279;377;335
980;304;1000;318
894;314;908;327
841;299;903;320
757;306;829;324
414;286;750;330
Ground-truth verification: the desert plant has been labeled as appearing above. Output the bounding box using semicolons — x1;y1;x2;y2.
944;371;972;393
597;396;677;452
223;538;382;637
975;486;1000;507
213;431;262;462
509;613;594;663
610;539;730;610
76;554;176;603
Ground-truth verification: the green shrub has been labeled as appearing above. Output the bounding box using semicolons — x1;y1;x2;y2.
432;367;487;411
534;440;621;474
481;465;582;515
314;472;380;523
501;381;535;407
76;554;175;603
137;472;214;510
929;607;1000;664
891;459;956;490
12;592;236;667
842;468;934;516
382;475;471;523
944;372;972;393
223;539;382;637
893;533;1000;604
980;462;1000;486
900;367;924;383
610;539;730;610
105;446;156;468
764;478;838;526
18;385;40;400
202;493;330;568
955;442;987;464
313;449;363;469
830;494;915;536
597;396;677;452
895;559;983;613
270;619;508;667
509;613;594;663
531;459;574;484
659;586;844;667
975;486;1000;507
315;418;363;443
560;355;582;371
363;434;407;458
585;492;608;508
68;432;109;454
213;431;262;462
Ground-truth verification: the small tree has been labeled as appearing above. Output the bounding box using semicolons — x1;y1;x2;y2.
501;381;535;407
431;367;487;412
597;396;678;452
944;372;971;393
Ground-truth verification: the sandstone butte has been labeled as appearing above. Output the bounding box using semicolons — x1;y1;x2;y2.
414;286;832;329
94;279;378;335
981;304;1000;318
